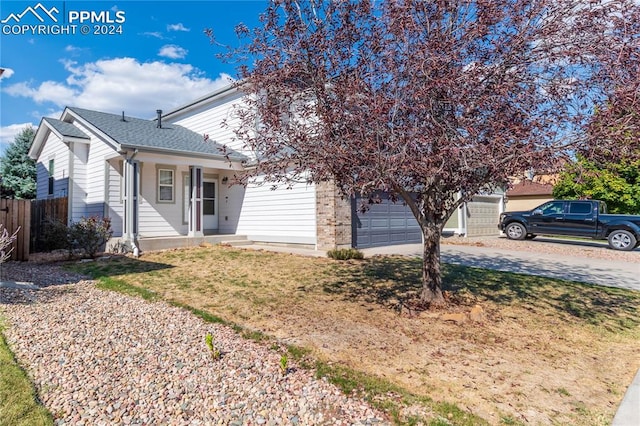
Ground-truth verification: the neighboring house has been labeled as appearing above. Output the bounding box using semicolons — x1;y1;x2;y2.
29;84;504;252
506;180;554;211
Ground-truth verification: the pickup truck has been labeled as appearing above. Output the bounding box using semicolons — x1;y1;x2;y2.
498;200;640;251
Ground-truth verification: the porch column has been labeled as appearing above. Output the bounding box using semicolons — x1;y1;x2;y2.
123;159;139;241
189;166;204;237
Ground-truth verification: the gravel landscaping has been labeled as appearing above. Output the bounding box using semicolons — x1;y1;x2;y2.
1;236;636;425
442;235;640;262
0;264;388;426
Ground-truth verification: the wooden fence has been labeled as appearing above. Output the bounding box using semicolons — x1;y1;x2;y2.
30;197;68;254
0;198;31;261
0;197;68;261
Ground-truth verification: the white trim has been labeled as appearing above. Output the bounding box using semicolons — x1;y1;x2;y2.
62;109;121;151
157;167;175;203
162;83;240;120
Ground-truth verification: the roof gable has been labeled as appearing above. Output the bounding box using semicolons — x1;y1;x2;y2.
28;115;92;159
42;117;90;140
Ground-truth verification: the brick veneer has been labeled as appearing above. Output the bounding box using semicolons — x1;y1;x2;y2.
315;180;352;249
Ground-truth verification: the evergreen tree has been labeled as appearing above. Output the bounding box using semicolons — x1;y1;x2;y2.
0;126;36;199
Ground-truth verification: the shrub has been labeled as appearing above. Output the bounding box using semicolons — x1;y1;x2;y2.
327;248;364;260
68;216;113;258
40;218;70;251
0;224;19;264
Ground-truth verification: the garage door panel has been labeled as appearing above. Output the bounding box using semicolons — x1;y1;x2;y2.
389;218;406;227
467;197;501;237
354;193;421;248
391;230;421;242
370;218;389;229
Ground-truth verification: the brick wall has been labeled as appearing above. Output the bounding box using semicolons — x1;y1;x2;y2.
315;181;352;250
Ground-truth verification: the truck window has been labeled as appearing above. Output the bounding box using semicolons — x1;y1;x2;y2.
539;201;565;215
599;202;607;214
569;202;592;214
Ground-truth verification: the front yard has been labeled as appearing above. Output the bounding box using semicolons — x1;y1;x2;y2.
65;244;640;425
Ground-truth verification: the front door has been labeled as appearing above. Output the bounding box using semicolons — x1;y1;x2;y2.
203;179;218;231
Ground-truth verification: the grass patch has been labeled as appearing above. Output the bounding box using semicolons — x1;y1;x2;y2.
327;248;365;260
67;245;640;425
0;318;53;426
313;360;485;425
95;276;159;301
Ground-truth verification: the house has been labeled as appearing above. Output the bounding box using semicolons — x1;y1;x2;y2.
28;84;504;253
506;180;555;211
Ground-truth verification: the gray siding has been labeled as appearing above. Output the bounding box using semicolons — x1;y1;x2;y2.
35;133;70;199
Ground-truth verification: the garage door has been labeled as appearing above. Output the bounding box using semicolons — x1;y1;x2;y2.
466;196;501;237
353;195;421;248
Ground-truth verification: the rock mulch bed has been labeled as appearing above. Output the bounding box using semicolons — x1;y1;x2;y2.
0;265;388;426
442;235;639;262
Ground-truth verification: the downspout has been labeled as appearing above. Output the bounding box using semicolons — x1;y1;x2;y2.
130;149;140;257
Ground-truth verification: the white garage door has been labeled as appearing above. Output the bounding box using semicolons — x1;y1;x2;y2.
353;194;422;248
466;196;501;237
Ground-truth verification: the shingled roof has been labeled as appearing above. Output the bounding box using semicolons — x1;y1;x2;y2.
42;117;90;140
507;181;554;197
66;107;247;161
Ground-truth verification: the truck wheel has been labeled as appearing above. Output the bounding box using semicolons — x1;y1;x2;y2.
607;230;637;251
505;223;527;240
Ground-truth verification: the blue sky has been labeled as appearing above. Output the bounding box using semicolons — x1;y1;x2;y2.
0;0;267;150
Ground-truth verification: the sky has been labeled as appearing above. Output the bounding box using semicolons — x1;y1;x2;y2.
0;0;267;151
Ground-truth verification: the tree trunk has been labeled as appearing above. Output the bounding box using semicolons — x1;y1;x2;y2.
420;223;446;306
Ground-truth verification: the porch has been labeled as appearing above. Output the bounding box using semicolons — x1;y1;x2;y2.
110;234;251;253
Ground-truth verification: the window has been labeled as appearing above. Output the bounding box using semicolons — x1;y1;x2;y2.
539;201;564;215
48;159;55;196
569;202;592;214
158;168;174;202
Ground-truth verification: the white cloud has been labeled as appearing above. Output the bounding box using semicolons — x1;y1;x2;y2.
141;31;165;39
3;58;235;119
167;23;190;32
5;80;77;105
0;68;15;80
158;44;188;59
0;122;36;147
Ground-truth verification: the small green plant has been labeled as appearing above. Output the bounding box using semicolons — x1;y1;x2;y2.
205;333;221;360
327;248;364;260
279;354;288;376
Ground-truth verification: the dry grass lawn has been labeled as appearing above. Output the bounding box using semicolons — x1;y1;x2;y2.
72;245;640;425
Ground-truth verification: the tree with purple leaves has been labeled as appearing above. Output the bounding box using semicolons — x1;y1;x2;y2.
215;0;640;305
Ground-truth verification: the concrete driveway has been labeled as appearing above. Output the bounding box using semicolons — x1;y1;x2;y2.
361;242;640;291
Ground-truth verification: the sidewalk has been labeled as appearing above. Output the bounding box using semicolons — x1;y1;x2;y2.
612;368;640;426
